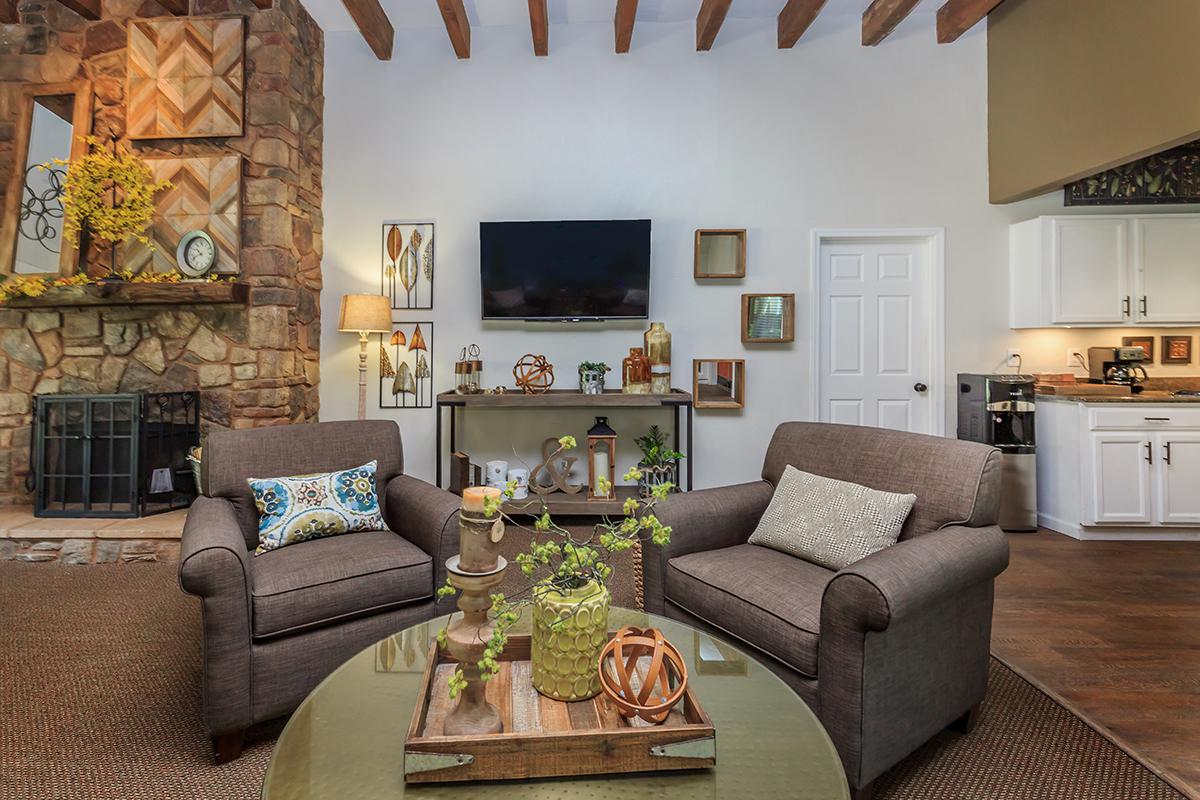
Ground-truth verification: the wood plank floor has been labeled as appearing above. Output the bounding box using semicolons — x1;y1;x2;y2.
993;531;1200;800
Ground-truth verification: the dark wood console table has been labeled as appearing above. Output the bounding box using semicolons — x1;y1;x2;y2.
434;389;693;515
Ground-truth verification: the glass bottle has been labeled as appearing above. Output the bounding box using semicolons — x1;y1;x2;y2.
644;322;672;395
622;347;651;394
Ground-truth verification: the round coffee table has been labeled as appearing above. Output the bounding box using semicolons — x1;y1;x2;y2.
262;608;849;799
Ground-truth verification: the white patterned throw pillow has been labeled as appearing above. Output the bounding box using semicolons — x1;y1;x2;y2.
748;465;915;571
249;460;385;555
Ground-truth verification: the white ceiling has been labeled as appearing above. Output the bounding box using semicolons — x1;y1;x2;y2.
304;0;899;37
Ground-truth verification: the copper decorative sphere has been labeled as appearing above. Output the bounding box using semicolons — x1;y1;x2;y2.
513;353;555;394
597;626;688;724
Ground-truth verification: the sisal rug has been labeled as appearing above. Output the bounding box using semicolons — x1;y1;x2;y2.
0;563;1184;800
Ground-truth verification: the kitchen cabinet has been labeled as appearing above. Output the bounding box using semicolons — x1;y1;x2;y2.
1010;213;1200;328
1037;399;1200;538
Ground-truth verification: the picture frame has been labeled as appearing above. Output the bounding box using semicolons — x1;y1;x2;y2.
694;229;746;280
1122;336;1154;363
1161;335;1193;365
382;221;435;310
379;321;434;409
741;293;795;343
693;358;745;410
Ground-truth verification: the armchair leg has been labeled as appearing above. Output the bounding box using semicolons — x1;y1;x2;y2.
212;730;244;764
851;779;875;800
948;701;982;735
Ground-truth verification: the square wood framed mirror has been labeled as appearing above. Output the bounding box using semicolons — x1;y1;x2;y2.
693;358;745;409
0;80;93;277
741;293;795;343
694;229;746;279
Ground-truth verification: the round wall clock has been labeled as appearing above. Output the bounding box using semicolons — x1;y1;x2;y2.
176;230;217;279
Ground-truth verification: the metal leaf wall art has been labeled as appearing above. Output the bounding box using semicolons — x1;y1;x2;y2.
380;322;434;409
381;222;434;309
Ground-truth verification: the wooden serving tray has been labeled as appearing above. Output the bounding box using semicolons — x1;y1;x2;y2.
403;634;716;783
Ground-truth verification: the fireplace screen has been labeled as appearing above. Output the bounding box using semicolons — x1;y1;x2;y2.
32;391;200;518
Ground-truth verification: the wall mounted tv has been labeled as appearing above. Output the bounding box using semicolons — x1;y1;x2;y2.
480;219;651;321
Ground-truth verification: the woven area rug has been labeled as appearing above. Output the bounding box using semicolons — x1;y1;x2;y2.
0;563;1184;800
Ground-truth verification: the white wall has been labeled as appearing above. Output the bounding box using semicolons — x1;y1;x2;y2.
319;11;1197;488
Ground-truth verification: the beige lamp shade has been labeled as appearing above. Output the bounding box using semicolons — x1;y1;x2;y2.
338;294;392;334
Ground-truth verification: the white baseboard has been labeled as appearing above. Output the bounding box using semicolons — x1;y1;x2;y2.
1038;513;1200;541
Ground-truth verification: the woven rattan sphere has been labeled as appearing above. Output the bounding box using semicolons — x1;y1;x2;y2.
597;625;688;724
513;353;555;394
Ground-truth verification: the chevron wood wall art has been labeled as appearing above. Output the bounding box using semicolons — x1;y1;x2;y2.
126;16;245;140
123;155;242;276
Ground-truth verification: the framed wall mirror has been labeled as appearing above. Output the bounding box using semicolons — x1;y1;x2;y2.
693;358;745;409
694;229;746;279
1;80;93;276
742;293;795;343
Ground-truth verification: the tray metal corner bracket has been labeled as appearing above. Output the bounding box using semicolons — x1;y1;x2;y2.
404;751;475;775
649;737;716;760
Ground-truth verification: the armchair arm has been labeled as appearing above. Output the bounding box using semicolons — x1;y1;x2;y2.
384;474;461;589
643;481;774;614
822;524;1009;634
177;496;253;737
818;524;1009;789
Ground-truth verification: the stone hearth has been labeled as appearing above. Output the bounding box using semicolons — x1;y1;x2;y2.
0;507;185;563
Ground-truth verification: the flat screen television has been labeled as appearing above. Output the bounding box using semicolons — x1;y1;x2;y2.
480;219;651;321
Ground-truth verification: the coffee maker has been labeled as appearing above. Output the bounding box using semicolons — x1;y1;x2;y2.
957;374;1037;532
1087;346;1150;393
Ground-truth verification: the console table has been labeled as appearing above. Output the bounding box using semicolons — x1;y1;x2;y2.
434;389;693;515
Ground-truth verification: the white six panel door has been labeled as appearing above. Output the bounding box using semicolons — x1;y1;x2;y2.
817;239;932;434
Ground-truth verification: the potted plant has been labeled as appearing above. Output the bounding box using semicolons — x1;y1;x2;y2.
435;436;673;702
54;135;169;280
577;361;610;395
634;425;684;498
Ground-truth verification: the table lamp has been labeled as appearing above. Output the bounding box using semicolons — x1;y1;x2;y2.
338;294;393;420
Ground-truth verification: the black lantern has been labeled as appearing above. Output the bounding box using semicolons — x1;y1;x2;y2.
587;416;617;501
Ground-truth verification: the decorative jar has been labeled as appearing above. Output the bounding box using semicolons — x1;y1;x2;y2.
530;580;611;701
622;347;651;394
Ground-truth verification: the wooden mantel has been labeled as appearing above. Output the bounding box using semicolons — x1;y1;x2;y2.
3;281;249;308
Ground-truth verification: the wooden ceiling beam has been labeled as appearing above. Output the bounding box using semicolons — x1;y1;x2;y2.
437;0;471;59
861;0;920;46
249;0;273;8
936;0;1003;43
53;0;100;20
528;0;548;56
615;0;637;54
696;0;731;51
339;0;394;59
777;0;828;48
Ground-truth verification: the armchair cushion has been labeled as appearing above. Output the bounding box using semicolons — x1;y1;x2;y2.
666;544;834;678
249;460;385;555
250;531;432;639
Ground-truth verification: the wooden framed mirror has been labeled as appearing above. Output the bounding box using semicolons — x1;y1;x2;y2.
1;80;93;276
693;358;745;409
694;229;746;279
741;293;795;343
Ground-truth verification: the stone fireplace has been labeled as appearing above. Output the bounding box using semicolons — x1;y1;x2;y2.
0;0;326;506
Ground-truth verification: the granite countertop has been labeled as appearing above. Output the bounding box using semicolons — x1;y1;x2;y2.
1037;391;1200;404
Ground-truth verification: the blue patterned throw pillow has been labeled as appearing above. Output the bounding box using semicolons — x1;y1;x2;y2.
249;460;385;555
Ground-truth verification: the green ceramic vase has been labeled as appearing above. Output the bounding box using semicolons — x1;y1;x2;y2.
530;580;611;701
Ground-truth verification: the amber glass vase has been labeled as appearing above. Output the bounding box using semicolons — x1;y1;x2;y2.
622;347;651;394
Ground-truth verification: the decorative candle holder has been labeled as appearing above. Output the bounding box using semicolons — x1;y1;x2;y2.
442;487;507;736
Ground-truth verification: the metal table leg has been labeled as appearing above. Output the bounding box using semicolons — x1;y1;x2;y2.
686;403;693;490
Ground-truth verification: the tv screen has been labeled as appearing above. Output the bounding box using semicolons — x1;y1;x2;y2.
480;219;651;320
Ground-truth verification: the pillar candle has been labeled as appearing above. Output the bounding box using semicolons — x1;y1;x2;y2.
593;450;610;496
462;485;501;514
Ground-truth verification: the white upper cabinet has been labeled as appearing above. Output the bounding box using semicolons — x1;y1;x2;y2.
1010;214;1200;328
1133;217;1200;324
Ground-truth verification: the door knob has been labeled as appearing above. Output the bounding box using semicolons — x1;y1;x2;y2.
914;382;928;393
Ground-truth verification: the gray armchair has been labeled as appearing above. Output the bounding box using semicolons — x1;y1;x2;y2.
178;420;459;763
644;422;1009;800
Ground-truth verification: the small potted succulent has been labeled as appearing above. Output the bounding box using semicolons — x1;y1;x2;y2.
577;361;610;395
634;425;684;498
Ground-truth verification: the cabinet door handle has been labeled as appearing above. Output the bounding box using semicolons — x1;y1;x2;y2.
1144;416;1171;422
1164;441;1172;466
1145;441;1154;464
1123;296;1131;317
1139;295;1148;316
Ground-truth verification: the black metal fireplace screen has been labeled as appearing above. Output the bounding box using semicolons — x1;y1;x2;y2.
32;391;200;518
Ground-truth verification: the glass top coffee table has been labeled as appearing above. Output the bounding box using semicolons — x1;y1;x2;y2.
262;608;849;800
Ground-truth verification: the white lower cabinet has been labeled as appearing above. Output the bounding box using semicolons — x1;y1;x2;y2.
1037;400;1200;538
1089;433;1152;524
1157;433;1200;525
